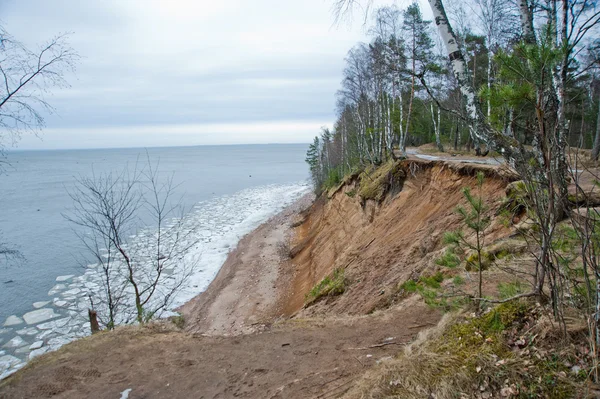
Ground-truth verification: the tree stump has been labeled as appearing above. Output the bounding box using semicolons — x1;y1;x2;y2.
88;309;100;334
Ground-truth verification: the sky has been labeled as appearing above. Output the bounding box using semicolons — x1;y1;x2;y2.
1;0;429;149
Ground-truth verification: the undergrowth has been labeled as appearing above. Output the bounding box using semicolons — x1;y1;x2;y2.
349;301;587;399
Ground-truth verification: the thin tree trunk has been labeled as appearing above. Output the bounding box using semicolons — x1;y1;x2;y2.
519;0;536;44
592;94;600;161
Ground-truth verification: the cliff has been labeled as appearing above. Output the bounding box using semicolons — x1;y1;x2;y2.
0;157;590;398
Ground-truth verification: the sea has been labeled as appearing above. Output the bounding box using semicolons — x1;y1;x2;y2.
0;143;310;377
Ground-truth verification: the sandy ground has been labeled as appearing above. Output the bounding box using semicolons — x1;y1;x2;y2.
180;193;314;336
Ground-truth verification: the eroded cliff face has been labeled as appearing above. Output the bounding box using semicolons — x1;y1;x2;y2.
285;159;517;317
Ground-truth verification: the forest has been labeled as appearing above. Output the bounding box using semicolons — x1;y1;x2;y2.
307;0;600;193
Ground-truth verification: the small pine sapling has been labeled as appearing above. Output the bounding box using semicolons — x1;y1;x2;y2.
444;172;491;312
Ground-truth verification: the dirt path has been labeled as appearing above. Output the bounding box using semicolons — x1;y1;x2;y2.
0;300;439;399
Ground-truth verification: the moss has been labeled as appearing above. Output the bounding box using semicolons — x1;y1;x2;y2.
358;160;406;203
502;180;529;215
305;268;346;305
465;251;493;271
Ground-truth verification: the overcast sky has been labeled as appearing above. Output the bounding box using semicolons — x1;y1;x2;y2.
1;0;428;149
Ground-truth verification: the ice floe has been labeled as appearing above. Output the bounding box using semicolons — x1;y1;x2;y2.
3;316;23;327
29;341;43;350
22;308;59;325
3;336;25;349
32;301;50;309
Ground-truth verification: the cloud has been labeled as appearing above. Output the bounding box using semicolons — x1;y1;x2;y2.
0;0;428;149
18;121;327;149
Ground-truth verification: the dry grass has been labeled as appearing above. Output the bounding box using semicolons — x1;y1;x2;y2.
344;301;587;399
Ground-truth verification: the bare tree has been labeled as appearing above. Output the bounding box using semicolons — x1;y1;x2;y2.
66;156;200;327
0;27;78;160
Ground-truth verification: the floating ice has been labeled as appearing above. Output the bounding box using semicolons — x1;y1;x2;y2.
37;317;71;331
15;327;38;336
32;301;50;309
3;316;23;327
29;347;49;360
47;284;67;296
29;341;43;350
23;308;59;325
3;336;25;348
0;355;20;372
56;275;75;282
14;346;30;355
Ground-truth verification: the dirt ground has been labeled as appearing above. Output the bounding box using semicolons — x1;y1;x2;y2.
0;300;439;399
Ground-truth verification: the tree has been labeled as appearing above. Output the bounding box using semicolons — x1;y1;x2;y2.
66;156;200;327
0;26;78;266
0;27;78;162
402;2;434;151
445;172;491;312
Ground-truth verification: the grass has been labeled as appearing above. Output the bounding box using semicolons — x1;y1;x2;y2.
305;268;346;306
497;281;528;299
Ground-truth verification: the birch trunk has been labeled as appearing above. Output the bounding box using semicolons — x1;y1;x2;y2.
431;102;444;151
426;0;520;159
519;0;536;44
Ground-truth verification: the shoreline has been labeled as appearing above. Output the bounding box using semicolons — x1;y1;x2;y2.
180;192;314;335
0;182;311;379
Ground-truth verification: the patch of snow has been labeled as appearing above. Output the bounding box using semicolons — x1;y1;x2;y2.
120;388;132;399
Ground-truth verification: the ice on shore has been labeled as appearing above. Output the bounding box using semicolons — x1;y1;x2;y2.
56;275;75;282
23;308;59;325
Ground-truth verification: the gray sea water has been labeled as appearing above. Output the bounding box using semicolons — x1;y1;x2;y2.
0;144;309;321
